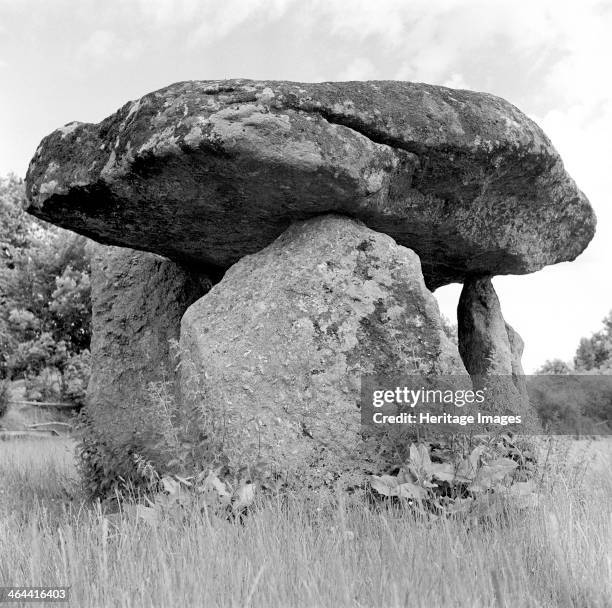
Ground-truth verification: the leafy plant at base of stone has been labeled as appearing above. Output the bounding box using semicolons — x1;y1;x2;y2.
124;467;258;526
77;362;540;525
369;434;538;519
100;435;542;527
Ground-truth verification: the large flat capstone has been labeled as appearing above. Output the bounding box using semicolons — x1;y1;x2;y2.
25;80;595;289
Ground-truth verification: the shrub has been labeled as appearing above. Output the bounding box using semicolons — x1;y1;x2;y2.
61;349;91;404
528;375;612;434
24;366;62;402
19;349;90;405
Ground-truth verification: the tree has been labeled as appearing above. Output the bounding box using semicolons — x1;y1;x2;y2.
536;310;612;375
535;359;571;375
441;315;458;347
574;311;612;372
0;174;91;403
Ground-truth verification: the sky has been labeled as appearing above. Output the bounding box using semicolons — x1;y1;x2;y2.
0;0;610;371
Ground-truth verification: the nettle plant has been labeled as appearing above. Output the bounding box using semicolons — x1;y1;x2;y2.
369;434;539;518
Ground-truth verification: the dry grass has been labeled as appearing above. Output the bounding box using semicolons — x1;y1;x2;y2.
0;437;610;608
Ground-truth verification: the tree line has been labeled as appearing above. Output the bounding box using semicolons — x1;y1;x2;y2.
0;174;91;406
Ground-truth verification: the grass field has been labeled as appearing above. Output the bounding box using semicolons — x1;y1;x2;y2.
0;437;610;608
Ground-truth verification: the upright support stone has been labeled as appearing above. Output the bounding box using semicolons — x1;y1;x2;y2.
505;321;529;398
180;215;466;487
457;277;537;428
85;244;211;469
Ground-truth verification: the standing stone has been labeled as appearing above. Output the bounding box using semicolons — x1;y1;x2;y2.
505;321;529;398
458;277;515;376
86;244;211;466
180;215;466;487
457;277;537;427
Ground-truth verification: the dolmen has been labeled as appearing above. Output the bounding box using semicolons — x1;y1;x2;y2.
25;80;595;490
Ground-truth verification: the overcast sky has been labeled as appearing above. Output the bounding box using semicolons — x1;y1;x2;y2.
1;0;610;371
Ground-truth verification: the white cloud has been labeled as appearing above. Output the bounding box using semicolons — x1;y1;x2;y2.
78;29;143;66
194;0;293;46
0;59;7;68
442;73;470;90
68;0;611;98
318;0;417;48
295;0;611;101
128;0;292;46
337;58;375;81
79;30;116;61
132;0;201;25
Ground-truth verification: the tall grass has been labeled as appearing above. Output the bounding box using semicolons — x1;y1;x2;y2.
0;438;610;608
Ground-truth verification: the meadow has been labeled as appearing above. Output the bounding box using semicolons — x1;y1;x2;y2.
0;437;610;608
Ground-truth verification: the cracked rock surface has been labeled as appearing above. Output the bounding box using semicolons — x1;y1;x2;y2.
25;80;594;289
